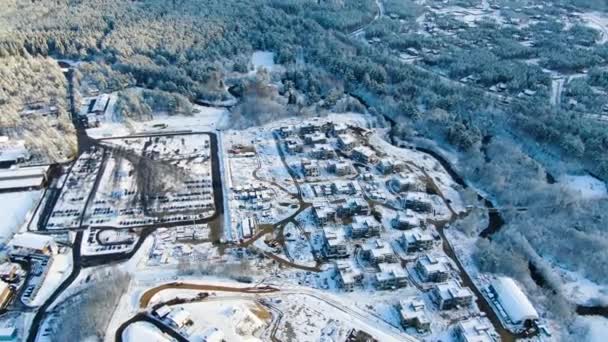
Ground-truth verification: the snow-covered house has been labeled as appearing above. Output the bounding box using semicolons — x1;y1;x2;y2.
9;233;57;256
431;280;474;310
0;165;49;191
0;137;31;168
328;160;353;176
455;317;498;342
375;263;408;290
337;197;370;218
337;134;358;151
278;125;296;137
312;201;336;225
377;158;406;175
399;297;430;333
299;122;323;134
331;122;348;136
403;193;433;213
322;227;348;258
310;144;335;159
304;132;327;145
166;308;192;329
489;277;539;328
400;228;434;253
240;217;256;239
351;146;377;164
284;138;303;154
392;211;422;230
415;254;451;283
390;173;425;193
350;215;382;238
301;159;320;177
335;260;363;292
362;239;396;265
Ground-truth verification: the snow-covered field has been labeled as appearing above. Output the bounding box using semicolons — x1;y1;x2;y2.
0;190;41;244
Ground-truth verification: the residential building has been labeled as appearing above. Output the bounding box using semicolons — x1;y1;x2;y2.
400;228;434;253
390;174;425;193
284;138;303;154
299;122;322;134
278;125;295;137
362;239;396;265
335;260;363;291
312;201;335;225
399;297;431;333
351;146;377;164
90;94;110;114
310;144;335;159
392;211;422;230
322;227;348;258
337;134;358;151
375;263;408;290
328;160;353;176
9;233;57;256
404;193;433;213
301;159;320;177
432;280;474;310
331;122;348;136
455;317;498;342
377;158;406;175
304;132;327;145
350;215;382;238
166;308;192;329
416;254;451;282
0;137;31;168
0;165;49;191
240;217;256;239
0;327;16;341
331;181;358;195
337;197;370;217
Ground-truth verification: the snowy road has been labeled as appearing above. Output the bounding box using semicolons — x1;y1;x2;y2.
349;0;384;37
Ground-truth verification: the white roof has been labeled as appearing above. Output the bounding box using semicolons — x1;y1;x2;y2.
491;277;539;323
167;308;191;326
457;317;495;342
10;233;54;251
123;321;170;342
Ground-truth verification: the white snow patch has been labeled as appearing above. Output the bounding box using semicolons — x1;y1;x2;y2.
251;51;275;72
0;191;41;244
580;315;608;342
122;321;171;342
559;174;607;200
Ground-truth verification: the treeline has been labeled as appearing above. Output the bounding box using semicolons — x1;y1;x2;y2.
114;88;193;121
0;55;76;162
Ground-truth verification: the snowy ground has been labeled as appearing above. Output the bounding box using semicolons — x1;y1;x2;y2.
122;321;172;342
87;103;229;139
251;51;278;73
559;174;607;200
579;315;608;342
0;190;41;244
29;250;73;306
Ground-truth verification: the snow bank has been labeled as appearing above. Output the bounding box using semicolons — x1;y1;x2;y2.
580;316;608;342
559;175;607;200
122;321;171;342
251;51;275;72
0;191;41;244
